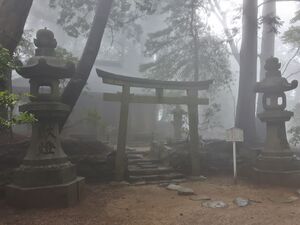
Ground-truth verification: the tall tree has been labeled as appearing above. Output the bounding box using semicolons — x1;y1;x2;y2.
256;0;277;141
208;0;241;65
140;0;231;85
60;0;113;129
0;0;33;54
0;0;33;122
140;0;231;174
236;0;258;144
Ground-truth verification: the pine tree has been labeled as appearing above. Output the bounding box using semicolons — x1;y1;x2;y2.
140;0;231;90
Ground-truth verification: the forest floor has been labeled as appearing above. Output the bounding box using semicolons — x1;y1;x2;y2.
1;176;300;225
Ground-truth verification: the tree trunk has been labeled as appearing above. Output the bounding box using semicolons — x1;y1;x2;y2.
187;0;201;175
60;0;114;130
0;0;32;125
236;0;258;145
0;0;32;54
256;0;276;142
190;0;200;82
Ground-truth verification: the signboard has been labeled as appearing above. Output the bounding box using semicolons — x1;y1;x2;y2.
226;127;244;142
225;127;244;182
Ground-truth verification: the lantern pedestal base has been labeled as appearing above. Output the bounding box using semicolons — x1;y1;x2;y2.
6;177;85;208
253;153;300;186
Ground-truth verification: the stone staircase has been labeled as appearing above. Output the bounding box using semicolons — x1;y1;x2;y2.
126;148;185;184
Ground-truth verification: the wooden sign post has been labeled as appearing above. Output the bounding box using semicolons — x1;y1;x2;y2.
226;127;244;182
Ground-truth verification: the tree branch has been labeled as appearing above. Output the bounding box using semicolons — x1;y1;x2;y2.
282;47;300;75
286;70;300;79
208;0;240;65
258;0;300;8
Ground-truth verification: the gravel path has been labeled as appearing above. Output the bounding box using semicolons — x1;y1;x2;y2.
1;176;300;225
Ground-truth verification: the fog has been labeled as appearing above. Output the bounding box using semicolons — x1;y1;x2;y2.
7;0;300;142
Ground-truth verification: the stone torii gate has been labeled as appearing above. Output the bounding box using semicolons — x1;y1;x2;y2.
96;69;213;180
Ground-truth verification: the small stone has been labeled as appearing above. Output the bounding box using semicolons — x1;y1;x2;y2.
189;175;207;182
120;181;130;185
296;189;300;195
177;187;195;196
189;195;211;201
234;197;249;207
166;184;182;191
158;183;170;187
202;200;228;208
166;184;194;195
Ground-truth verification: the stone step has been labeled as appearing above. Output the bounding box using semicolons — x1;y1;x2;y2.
128;159;160;164
127;152;144;156
127;155;144;160
129;163;160;168
132;178;187;186
138;164;158;169
128;167;174;176
129;173;185;183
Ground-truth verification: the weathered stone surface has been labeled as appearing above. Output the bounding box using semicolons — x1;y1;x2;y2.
177;187;195;196
234;197;249;207
166;184;182;191
6;28;84;208
202;200;228;208
6;177;85;208
254;57;300;186
166;184;194;195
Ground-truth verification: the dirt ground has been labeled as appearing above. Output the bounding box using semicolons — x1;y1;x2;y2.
1;176;300;225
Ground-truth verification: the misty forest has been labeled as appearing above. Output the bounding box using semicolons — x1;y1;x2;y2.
2;0;300;224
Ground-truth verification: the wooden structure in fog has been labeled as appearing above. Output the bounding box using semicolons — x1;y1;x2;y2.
97;69;213;180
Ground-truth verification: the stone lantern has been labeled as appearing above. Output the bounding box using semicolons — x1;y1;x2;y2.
172;105;186;140
254;57;300;186
6;28;84;208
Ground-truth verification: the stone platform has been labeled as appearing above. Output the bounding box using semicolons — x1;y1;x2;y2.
254;152;300;186
6;177;84;208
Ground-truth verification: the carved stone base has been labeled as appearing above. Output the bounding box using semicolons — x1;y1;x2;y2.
253;153;300;186
13;162;77;187
6;177;85;208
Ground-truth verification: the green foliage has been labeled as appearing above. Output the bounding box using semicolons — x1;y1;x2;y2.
83;108;106;132
291;9;300;23
0;46;36;131
288;126;300;146
201;103;222;129
140;0;231;91
14;29;35;61
85;108;102;124
287;103;300;146
283;10;300;47
55;46;78;63
0;91;19;109
0;91;36;130
0;46;15;84
48;0;156;39
283;26;300;46
258;15;283;34
14;30;78;63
